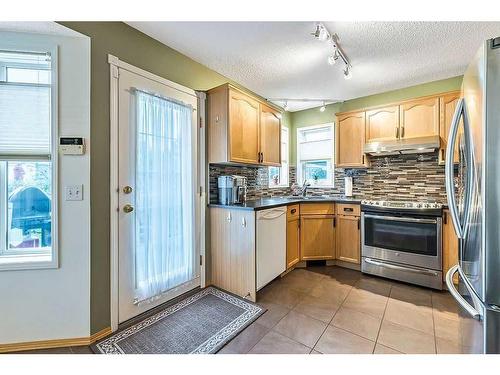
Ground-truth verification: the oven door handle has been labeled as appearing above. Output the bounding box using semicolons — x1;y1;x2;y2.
364;258;439;276
363;214;437;224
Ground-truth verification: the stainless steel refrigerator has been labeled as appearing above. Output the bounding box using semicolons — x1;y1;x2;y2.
445;37;500;354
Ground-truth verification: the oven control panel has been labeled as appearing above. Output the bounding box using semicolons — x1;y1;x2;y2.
361;200;443;210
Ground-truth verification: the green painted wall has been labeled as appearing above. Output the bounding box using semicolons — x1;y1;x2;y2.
290;75;463;165
58;22;290;334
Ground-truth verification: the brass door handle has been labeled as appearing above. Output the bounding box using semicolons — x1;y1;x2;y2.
123;186;133;194
123;204;134;213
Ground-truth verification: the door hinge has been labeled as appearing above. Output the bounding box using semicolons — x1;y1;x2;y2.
199;186;203;196
333;216;336;228
357;218;360;230
200;255;203;266
199;116;203;128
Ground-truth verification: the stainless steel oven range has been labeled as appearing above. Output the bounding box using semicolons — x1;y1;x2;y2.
360;200;443;290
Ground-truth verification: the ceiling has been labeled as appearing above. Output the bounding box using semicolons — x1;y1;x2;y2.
0;22;82;37
128;22;500;111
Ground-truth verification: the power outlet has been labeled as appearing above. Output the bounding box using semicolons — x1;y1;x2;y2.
65;185;83;201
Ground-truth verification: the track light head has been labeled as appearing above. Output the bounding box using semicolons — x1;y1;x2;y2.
327;54;337;65
343;66;352;80
283;101;289;111
319;101;326;112
312;24;329;42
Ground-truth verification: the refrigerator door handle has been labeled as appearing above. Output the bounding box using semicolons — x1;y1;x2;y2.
446;265;482;320
445;98;466;239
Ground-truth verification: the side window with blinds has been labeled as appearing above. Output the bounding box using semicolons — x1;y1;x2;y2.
296;124;334;187
0;50;55;269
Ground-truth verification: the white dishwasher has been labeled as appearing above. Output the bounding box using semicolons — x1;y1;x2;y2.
256;206;287;291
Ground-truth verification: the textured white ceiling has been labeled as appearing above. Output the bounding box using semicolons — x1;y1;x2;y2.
0;22;83;37
128;22;500;111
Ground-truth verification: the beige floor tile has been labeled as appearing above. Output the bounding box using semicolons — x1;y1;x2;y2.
280;272;321;293
354;277;392;297
433;313;462;342
390;284;432;308
331;306;382;341
325;267;361;286
259;284;304;309
378;320;436;354
249;331;311;354
315;326;375;354
342;288;388;318
432;291;461;321
384;299;434;334
293;295;340;323
309;281;351;306
273;310;327;348
373;344;402;354
218;322;269;354
436;338;465;354
255;301;290;329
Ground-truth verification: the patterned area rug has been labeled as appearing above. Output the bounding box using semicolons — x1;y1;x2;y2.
93;287;265;354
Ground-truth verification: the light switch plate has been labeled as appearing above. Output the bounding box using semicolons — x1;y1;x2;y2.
65;185;83;201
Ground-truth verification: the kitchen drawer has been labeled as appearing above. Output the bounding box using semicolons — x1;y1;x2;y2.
300;203;335;215
336;203;360;216
287;204;300;220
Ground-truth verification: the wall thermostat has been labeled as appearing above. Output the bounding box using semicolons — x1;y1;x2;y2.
59;137;85;155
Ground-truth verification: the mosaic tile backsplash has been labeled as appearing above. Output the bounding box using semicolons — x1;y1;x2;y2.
209;152;447;204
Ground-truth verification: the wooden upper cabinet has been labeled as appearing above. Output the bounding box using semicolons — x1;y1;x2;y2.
439;92;462;164
336;111;367;168
336;215;360;264
207;84;282;166
260;104;281;166
228;88;260;164
365;106;400;142
399;97;440;139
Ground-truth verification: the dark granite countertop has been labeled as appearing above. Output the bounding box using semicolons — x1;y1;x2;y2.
208;196;363;211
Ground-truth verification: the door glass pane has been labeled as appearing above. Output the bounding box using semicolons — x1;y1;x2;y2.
6;161;52;253
364;217;437;256
134;90;195;304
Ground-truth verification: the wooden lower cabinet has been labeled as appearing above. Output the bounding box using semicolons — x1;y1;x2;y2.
300;214;335;260
286;205;300;269
210;207;256;301
336;215;361;264
442;209;459;283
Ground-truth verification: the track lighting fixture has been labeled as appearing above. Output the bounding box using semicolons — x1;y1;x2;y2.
343;66;352;80
320;102;326;112
312;23;352;79
283;101;289;111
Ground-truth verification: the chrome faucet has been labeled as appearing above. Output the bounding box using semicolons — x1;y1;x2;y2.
300;180;311;198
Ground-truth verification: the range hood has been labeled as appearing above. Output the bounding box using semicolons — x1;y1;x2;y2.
363;136;440;156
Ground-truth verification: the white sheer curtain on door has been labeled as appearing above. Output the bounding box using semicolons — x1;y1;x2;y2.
134;89;195;304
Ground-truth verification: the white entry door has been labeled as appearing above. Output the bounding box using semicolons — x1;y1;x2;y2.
117;68;200;323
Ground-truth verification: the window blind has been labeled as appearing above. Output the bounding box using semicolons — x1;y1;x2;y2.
0;83;51;157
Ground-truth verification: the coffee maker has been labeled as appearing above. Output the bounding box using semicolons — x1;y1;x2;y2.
217;175;247;205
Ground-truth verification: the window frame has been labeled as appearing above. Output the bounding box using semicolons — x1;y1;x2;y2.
296;123;335;188
268;127;290;188
0;43;58;271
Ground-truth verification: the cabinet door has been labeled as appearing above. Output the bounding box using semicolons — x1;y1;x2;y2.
336;215;360;264
442;209;459;283
210;208;256;301
260;104;281;166
300;215;335;260
230;209;256;301
286;218;300;269
228;89;260;164
365;106;399;142
336;111;366;167
399;97;439;139
439;93;462;164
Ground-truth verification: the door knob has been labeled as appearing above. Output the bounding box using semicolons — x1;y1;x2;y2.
123;185;133;194
123;204;134;213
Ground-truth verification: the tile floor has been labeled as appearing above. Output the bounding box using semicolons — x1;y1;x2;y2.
219;266;476;354
10;266;475;355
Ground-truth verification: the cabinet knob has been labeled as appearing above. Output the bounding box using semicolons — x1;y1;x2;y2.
241;217;247;227
215;115;220;123
123;204;134;214
227;213;232;223
291;208;296;214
